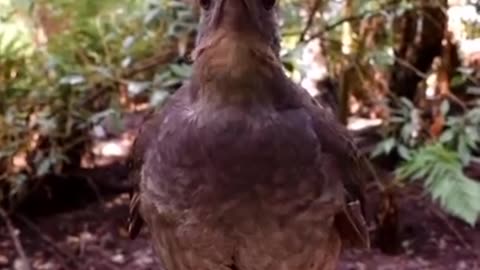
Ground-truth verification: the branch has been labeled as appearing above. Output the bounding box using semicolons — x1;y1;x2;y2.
0;208;31;270
122;49;178;78
301;0;402;44
298;0;323;43
393;56;428;79
304;11;378;44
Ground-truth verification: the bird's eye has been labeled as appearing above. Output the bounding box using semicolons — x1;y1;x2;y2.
262;0;276;10
199;0;211;10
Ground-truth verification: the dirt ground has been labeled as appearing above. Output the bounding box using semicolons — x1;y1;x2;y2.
0;188;479;270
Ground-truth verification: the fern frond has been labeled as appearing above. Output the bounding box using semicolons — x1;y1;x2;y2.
396;144;480;226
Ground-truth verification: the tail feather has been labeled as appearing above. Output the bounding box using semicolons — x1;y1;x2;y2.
128;192;144;239
335;200;370;249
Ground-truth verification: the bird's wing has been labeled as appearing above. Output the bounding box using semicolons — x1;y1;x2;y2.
315;105;371;249
127;84;189;239
127;109;156;239
291;83;372;249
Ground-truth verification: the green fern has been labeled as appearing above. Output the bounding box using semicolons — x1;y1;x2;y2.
396;144;480;226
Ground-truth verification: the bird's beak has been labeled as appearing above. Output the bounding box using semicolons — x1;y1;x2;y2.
212;0;263;33
241;0;263;30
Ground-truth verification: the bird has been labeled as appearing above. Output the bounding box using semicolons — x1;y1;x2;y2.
127;0;371;269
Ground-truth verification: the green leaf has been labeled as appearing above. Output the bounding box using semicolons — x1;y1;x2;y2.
440;100;450;115
371;137;396;158
397;144;412;160
466;86;480;95
457;137;472;165
400;123;413;142
400;97;414;109
383;137;396;154
150;90;170;107
169;63;192;78
390;116;406;123
439;128;454;143
127;81;151;96
396;144;480;226
36;159;52;177
371;143;385;158
450;75;466;88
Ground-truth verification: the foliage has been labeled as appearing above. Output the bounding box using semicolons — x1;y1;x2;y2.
372;93;480;224
439;106;480;165
396;144;480;225
0;0;196;207
358;0;480;224
371;97;423;160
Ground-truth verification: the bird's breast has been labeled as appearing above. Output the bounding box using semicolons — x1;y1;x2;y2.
143;105;336;221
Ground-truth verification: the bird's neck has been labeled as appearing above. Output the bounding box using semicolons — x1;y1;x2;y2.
190;34;284;106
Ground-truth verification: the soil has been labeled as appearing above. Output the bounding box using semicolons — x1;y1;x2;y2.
0;185;479;270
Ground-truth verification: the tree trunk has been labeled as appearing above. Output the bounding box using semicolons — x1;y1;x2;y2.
390;2;448;101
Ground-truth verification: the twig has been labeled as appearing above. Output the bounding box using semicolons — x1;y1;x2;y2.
393;56;428;79
444;92;467;112
79;86;112;108
122;50;178;78
304;11;379;44
85;176;106;205
301;0;404;44
16;215;81;270
0;208;32;270
298;0;322;43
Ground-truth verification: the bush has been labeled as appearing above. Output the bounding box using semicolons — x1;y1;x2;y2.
0;0;197;209
373;94;480;225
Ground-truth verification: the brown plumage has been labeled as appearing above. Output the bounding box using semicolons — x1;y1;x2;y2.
128;0;371;269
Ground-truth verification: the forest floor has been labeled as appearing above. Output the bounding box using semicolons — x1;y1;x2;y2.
0;184;479;270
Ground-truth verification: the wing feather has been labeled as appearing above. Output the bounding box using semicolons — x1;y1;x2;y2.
126;117;152;239
127;84;189;239
292;82;373;249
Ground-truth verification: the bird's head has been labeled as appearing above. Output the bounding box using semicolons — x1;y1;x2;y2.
191;0;283;94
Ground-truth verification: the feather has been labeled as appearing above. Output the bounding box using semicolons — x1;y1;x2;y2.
128;191;144;239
